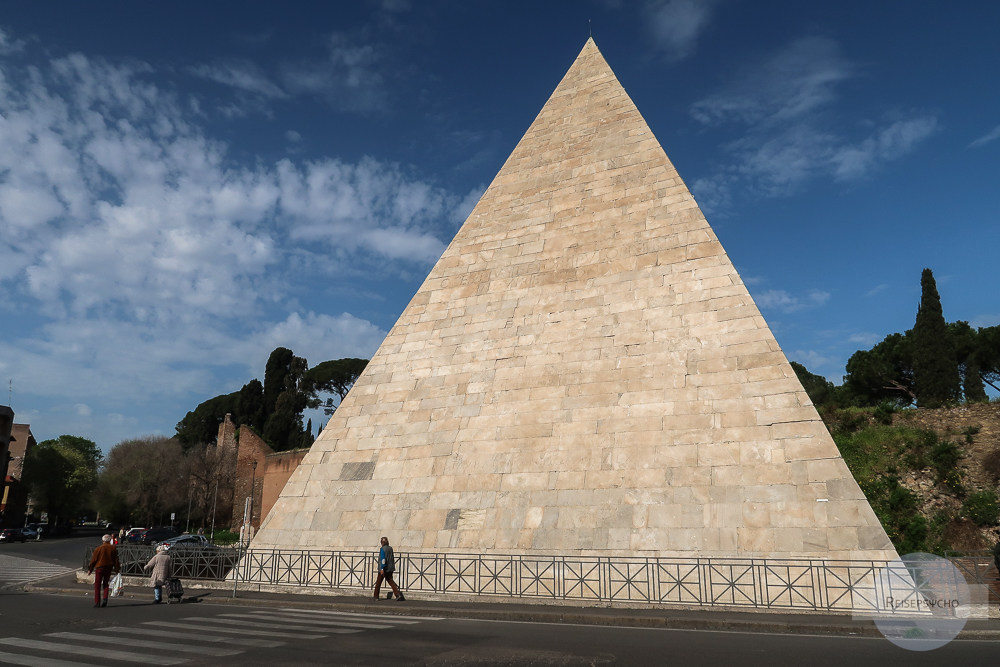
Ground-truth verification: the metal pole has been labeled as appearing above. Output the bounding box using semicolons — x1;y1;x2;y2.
249;460;257;535
210;477;219;542
185;483;193;533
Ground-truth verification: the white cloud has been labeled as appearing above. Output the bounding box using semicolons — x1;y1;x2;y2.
788;350;837;375
848;332;881;347
971;313;1000;328
692;37;850;126
832;116;938;180
280;32;387;112
969;124;1000;149
754;289;830;313
691;176;732;217
248;312;386;368
189;60;287;99
864;283;889;297
0;26;26;55
0;34;458;438
275;157;459;263
645;0;718;61
451;185;487;225
691;37;937;202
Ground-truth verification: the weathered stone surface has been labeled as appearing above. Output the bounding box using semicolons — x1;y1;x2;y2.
253;39;896;561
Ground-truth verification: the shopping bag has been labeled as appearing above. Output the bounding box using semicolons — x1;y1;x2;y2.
110;572;124;597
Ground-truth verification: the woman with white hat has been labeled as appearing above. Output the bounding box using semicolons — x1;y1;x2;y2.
143;544;173;604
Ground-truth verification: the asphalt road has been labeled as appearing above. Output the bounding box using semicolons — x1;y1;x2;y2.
0;590;996;666
0;532;100;568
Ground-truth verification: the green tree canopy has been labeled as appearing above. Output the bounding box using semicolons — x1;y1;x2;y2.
175;391;240;449
976;324;1000;394
843;332;915;406
950;321;988;403
790;361;837;407
21;435;102;525
175;348;368;452
303;358;368;403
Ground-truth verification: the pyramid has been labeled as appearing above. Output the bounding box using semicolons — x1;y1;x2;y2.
254;39;896;561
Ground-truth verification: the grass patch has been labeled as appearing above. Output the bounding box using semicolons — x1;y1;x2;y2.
832;419;967;554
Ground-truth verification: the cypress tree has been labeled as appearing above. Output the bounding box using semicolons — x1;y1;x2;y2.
912;268;960;407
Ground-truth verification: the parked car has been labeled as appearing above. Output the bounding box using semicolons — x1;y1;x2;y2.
152;534;236;579
124;527;146;542
19;526;37;540
133;526;181;545
0;528;25;543
156;534;213;549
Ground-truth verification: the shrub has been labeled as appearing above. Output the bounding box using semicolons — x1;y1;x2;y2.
929;440;961;483
962;425;981;443
983;449;1000;484
874;402;897;425
963;491;1000;526
211;529;240;546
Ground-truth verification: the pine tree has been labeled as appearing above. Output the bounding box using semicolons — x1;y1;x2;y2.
912;268;960;407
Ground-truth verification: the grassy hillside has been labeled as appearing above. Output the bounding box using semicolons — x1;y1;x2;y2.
823;404;1000;555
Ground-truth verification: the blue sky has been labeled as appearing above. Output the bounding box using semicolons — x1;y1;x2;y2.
1;1;997;452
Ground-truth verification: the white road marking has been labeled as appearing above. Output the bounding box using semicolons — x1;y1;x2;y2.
45;631;241;656
278;607;443;621
0;555;74;586
0;653;102;667
198;614;378;632
221;611;397;630
142;620;329;639
98;625;284;648
0;637;185;664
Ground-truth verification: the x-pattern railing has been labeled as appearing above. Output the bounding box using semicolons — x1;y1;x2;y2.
93;546;989;612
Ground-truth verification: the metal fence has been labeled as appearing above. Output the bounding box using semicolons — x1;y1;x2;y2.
231;550;996;612
86;544;241;580
87;546;996;612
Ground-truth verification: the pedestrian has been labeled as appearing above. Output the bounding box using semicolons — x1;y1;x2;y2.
143;544;174;604
87;534;120;608
373;536;405;601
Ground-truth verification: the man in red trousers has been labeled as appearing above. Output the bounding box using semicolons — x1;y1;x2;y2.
87;534;120;607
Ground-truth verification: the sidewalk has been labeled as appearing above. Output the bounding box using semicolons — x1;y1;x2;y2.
22;570;1000;641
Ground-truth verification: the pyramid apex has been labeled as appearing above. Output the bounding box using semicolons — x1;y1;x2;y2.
579;35;600;55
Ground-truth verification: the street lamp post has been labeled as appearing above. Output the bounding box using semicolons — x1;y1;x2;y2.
249;460;257;536
210;476;219;542
185;481;193;533
233;458;258;600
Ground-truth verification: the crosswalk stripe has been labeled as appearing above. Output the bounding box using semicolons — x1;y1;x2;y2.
0;653;102;667
98;625;284;648
277;607;443;621
143;620;331;639
45;631;242;657
0;637;186;664
222;611;397;630
0;555;73;585
194;614;376;632
257;609;422;624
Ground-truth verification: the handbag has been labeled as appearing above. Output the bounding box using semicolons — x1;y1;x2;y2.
110;572;124;597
